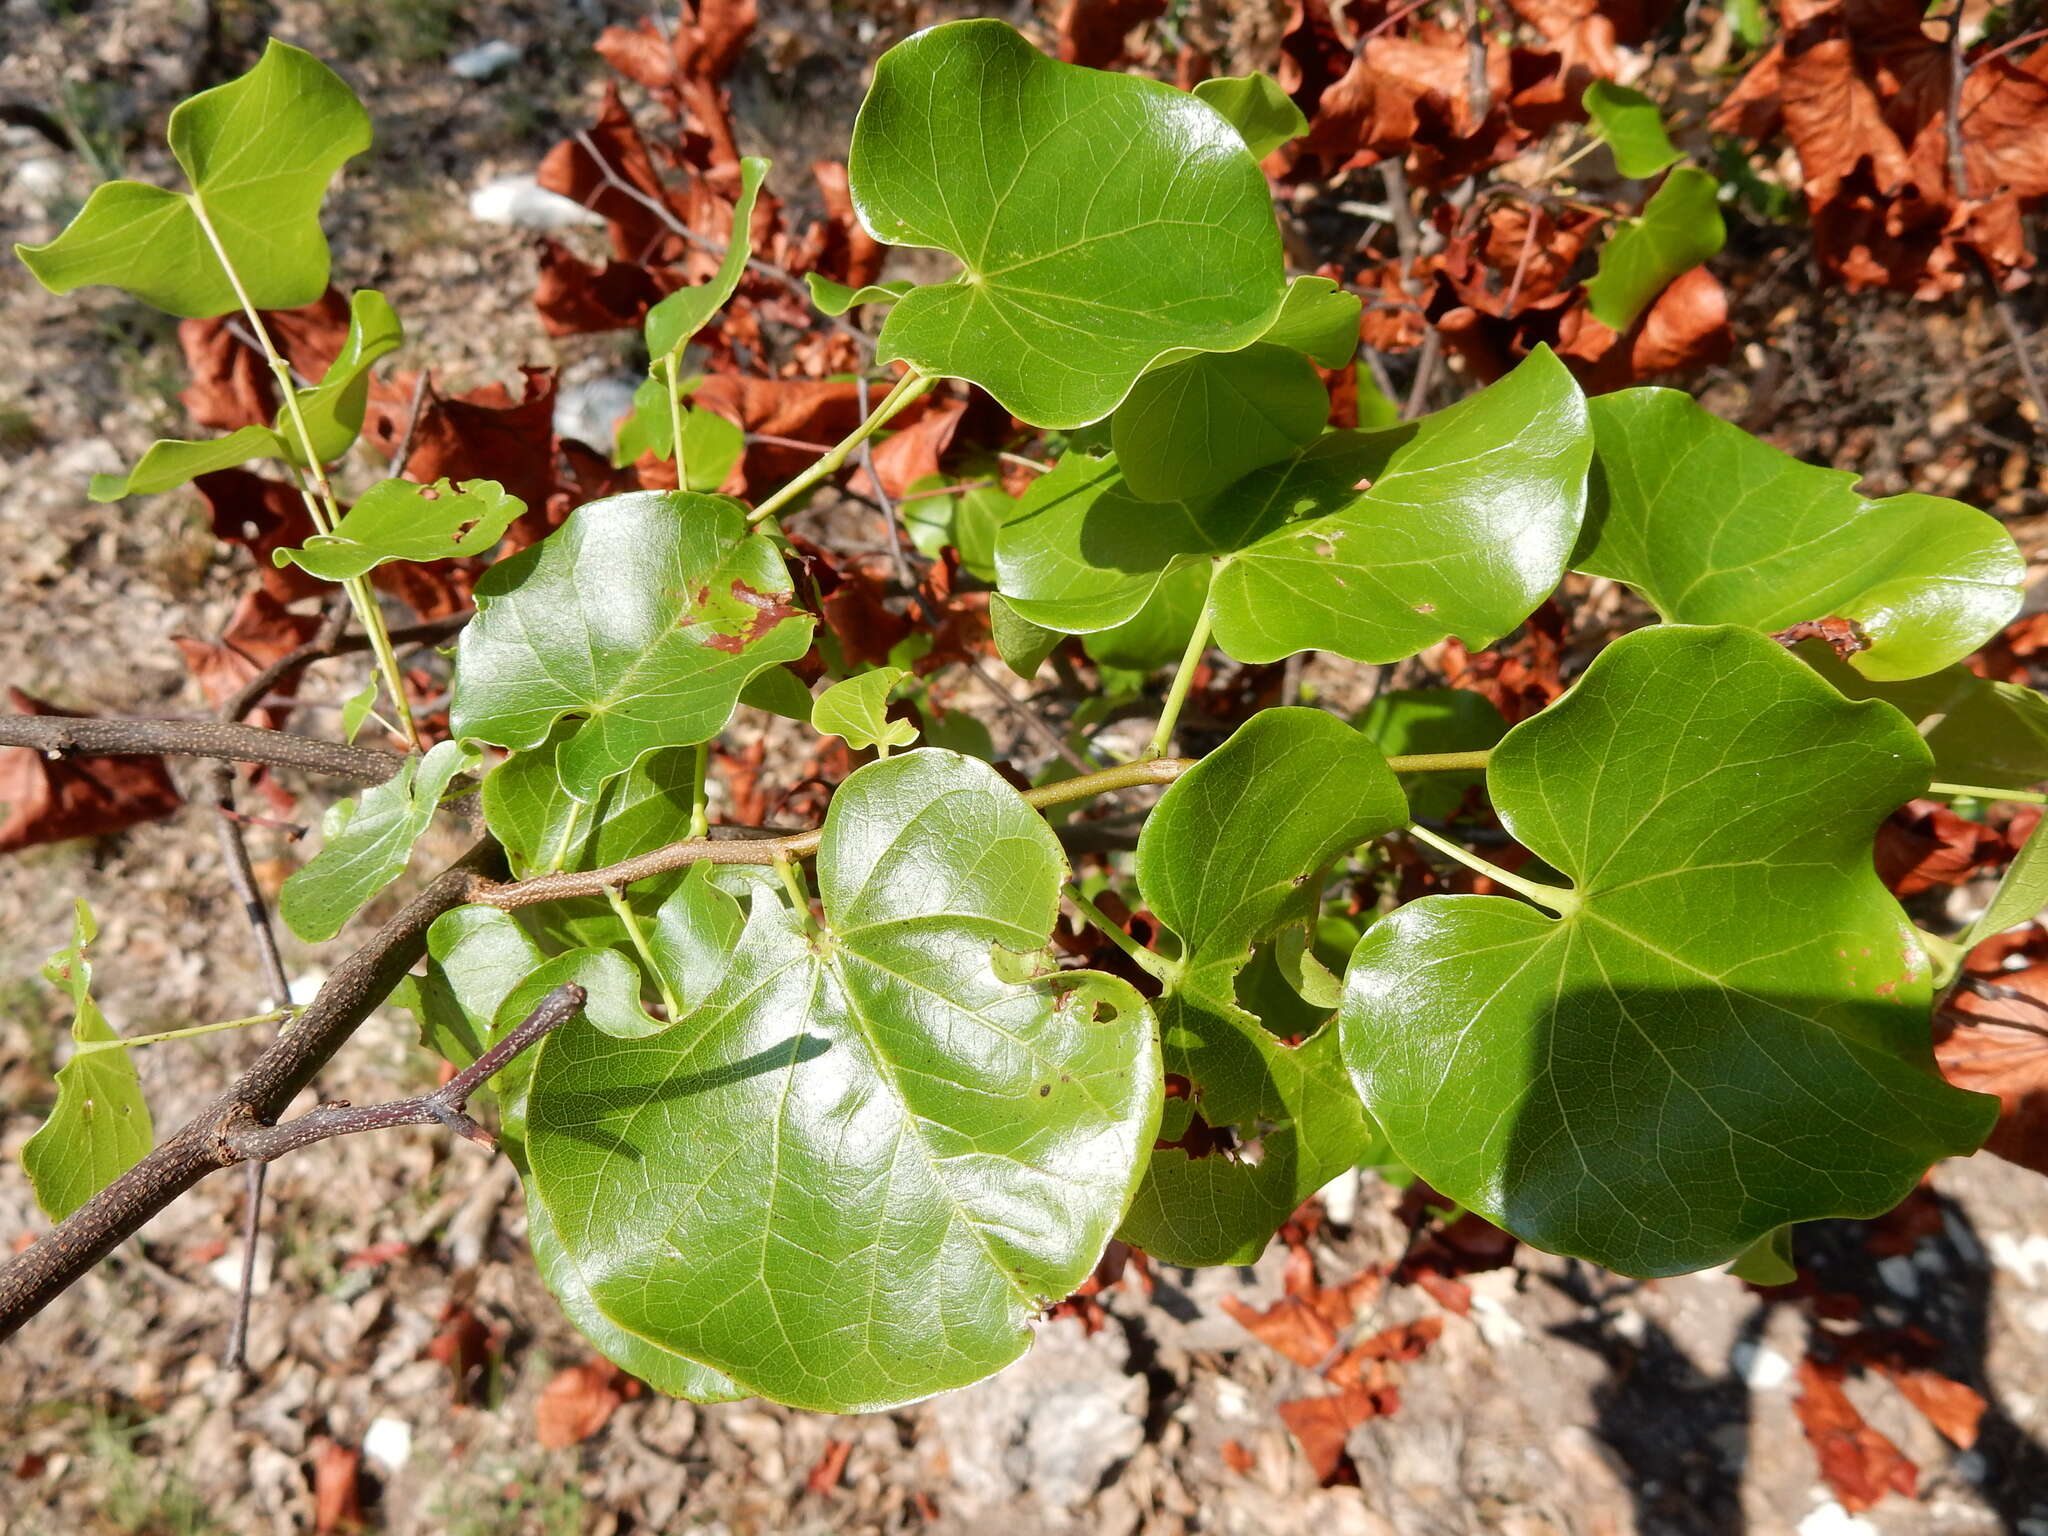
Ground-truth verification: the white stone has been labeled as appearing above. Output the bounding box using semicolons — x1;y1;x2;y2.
1796;1501;1879;1536
1731;1341;1793;1391
468;175;605;231
363;1416;413;1473
449;40;521;81
1987;1231;2048;1287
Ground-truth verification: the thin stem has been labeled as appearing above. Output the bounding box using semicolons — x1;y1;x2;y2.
1406;823;1581;917
1067;886;1176;983
1147;589;1216;760
606;886;680;1020
748;370;933;524
71;1009;294;1057
187;196;421;750
776;853;817;933
1391;750;1491;774
688;740;711;840
664;358;689;490
1928;781;2048;805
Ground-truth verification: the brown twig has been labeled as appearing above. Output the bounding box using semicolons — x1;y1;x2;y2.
386;368;432;479
0;842;501;1341
0;716;404;784
219;611;471;730
1464;0;1492;122
962;654;1095;776
467;758;1197;910
221;984;585;1161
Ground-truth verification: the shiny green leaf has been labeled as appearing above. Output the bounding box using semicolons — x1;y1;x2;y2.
1585;166;1725;331
1120;711;1404;1265
812;667;919;753
279;739;480;942
16;41;370;317
450;491;814;802
1110;344;1328;504
1340;625;1996;1276
1581;389;2024;680
611;382;747;485
527;751;1161;1410
1207;346;1591;664
991;594;1064;679
847;19;1286;427
1192;72;1309;160
484;726;703;879
20;902;152;1221
273;477;523;580
1582;81;1682;179
89;289;402;499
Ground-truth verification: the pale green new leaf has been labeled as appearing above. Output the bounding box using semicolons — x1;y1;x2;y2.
16;40;370;317
1966;817;2048;949
645;157;769;360
1110;344;1328;504
812;667;919;752
20;901;153;1221
1119;711;1404;1265
89;289;402;500
847;20;1286;427
1261;274;1362;369
1582;80;1682;179
527;751;1161;1411
483;727;704;879
279;739;480;942
450;491;814;802
1585;166;1725;331
805;275;913;317
273;477;524;580
1192;73;1309;160
1340;625;1997;1276
611;381;746;484
1580;389;2024;680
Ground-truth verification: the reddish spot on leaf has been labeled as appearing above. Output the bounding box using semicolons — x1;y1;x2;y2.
536;1359;628;1449
0;689;183;853
701;580;803;654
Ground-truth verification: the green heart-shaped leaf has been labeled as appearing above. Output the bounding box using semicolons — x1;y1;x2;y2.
1192;73;1309;161
1582;80;1682;179
89;289;402;501
1340;625;1996;1276
273;477;524;581
16;40;370;317
1209;346;1590;663
450;491;814;802
996;349;1589;665
1579;389;2024;680
847;19;1287;428
280;739;481;942
611;382;746;483
484;727;704;880
1260;275;1364;369
397;907;744;1401
527;750;1161;1410
1584;166;1725;331
1118;710;1404;1265
20;902;152;1221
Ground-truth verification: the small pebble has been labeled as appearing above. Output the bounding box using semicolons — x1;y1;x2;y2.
468;175;606;231
363;1417;412;1473
449;40;521;81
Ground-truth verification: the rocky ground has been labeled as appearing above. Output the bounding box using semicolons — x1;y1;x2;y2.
3;2;2047;1532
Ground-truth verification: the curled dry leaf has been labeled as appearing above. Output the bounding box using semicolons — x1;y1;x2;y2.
1277;1386;1402;1483
1937;956;2048;1175
535;1359;629;1449
310;1437;364;1535
1792;1356;1918;1512
0;689;183;853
